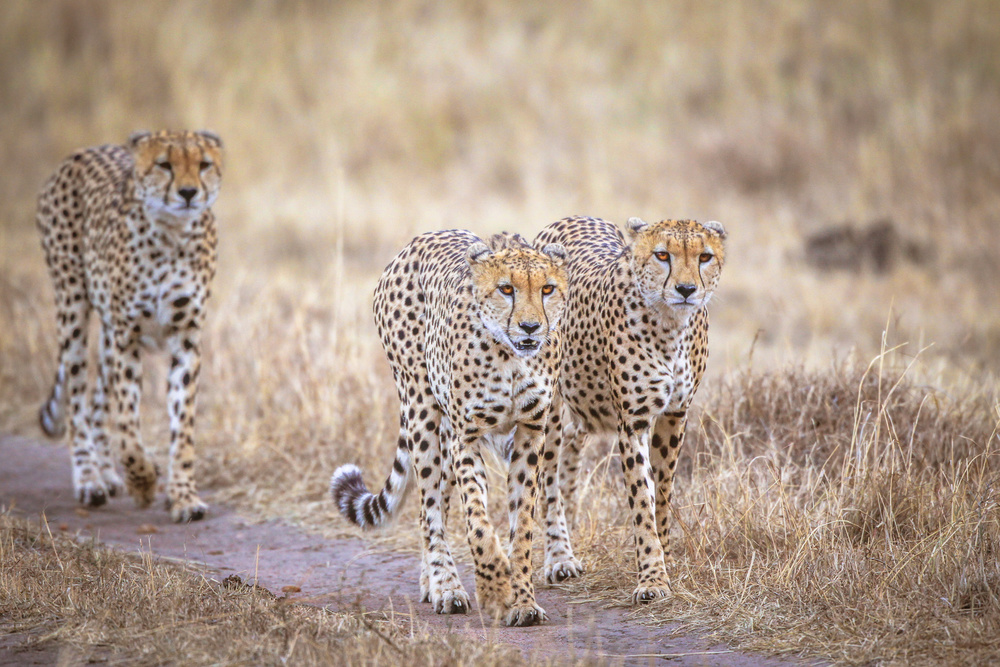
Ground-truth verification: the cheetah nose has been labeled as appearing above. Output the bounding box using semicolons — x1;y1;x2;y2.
178;187;198;204
519;321;540;334
675;284;696;299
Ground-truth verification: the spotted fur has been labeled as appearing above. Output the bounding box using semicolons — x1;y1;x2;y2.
331;230;567;626
534;216;726;602
36;130;223;523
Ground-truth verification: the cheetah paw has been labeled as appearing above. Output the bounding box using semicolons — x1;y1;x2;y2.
127;482;157;508
431;588;470;615
504;602;548;627
545;557;585;584
631;583;670;604
101;469;125;498
75;480;109;507
169;496;208;523
126;467;158;508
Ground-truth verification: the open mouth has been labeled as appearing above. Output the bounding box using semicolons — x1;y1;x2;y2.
514;339;539;352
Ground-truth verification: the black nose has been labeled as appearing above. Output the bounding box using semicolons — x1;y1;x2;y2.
520;322;540;334
178;187;198;204
676;284;696;298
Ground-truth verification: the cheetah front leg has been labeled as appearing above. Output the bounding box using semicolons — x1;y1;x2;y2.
503;421;548;626
617;422;671;603
540;396;584;584
110;327;158;508
453;431;514;623
164;331;207;522
649;412;688;562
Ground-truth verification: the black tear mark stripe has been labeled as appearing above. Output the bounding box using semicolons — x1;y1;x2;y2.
163;144;175;205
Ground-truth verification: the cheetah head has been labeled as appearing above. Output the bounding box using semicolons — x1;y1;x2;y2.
128;130;224;223
467;233;568;358
625;217;726;316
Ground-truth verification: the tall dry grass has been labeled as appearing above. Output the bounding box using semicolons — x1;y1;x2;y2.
562;347;999;664
2;1;1000;663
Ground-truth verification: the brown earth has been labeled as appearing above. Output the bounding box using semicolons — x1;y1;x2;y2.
0;434;815;666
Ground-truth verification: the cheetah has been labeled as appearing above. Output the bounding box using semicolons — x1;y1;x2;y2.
330;230;568;626
533;215;726;602
36;130;223;523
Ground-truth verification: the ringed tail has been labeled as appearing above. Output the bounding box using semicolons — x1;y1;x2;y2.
330;437;412;529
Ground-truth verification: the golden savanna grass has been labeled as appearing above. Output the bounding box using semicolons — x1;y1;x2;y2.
1;1;999;664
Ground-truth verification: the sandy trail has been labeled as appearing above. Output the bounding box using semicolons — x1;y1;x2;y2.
0;434;809;666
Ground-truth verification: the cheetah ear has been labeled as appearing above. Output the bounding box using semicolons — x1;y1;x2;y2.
197;130;223;148
466;242;493;265
703;220;727;239
128;130;152;148
625;217;649;239
541;243;568;265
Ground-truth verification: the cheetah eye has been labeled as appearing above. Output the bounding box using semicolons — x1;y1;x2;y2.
498;284;514;296
199;160;212;171
699;252;713;264
654;251;670;262
156;160;172;171
541;284;555;296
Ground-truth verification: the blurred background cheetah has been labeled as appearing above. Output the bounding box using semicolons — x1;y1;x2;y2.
36;129;223;522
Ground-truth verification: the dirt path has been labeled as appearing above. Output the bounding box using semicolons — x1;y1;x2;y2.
1;434;810;666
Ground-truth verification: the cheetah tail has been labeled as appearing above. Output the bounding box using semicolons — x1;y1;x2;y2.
39;365;68;439
330;445;412;530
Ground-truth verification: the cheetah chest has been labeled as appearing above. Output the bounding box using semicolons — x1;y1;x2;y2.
571;326;696;434
472;372;549;429
435;342;552;443
127;248;206;351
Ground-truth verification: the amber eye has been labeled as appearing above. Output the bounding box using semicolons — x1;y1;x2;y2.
654;251;669;262
199;160;212;171
541;284;555;295
156;160;172;171
699;252;713;263
498;284;514;296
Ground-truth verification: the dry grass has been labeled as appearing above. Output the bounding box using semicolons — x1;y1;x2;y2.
2;1;1000;664
0;511;528;666
560;349;1000;665
3;1;1000;370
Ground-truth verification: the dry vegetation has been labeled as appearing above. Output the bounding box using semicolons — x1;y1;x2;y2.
1;1;999;664
0;511;527;666
563;350;1000;665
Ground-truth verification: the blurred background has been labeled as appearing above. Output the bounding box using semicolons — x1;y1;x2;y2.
3;0;999;376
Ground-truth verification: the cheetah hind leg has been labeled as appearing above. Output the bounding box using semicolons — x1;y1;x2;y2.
542;413;585;584
91;330;124;498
